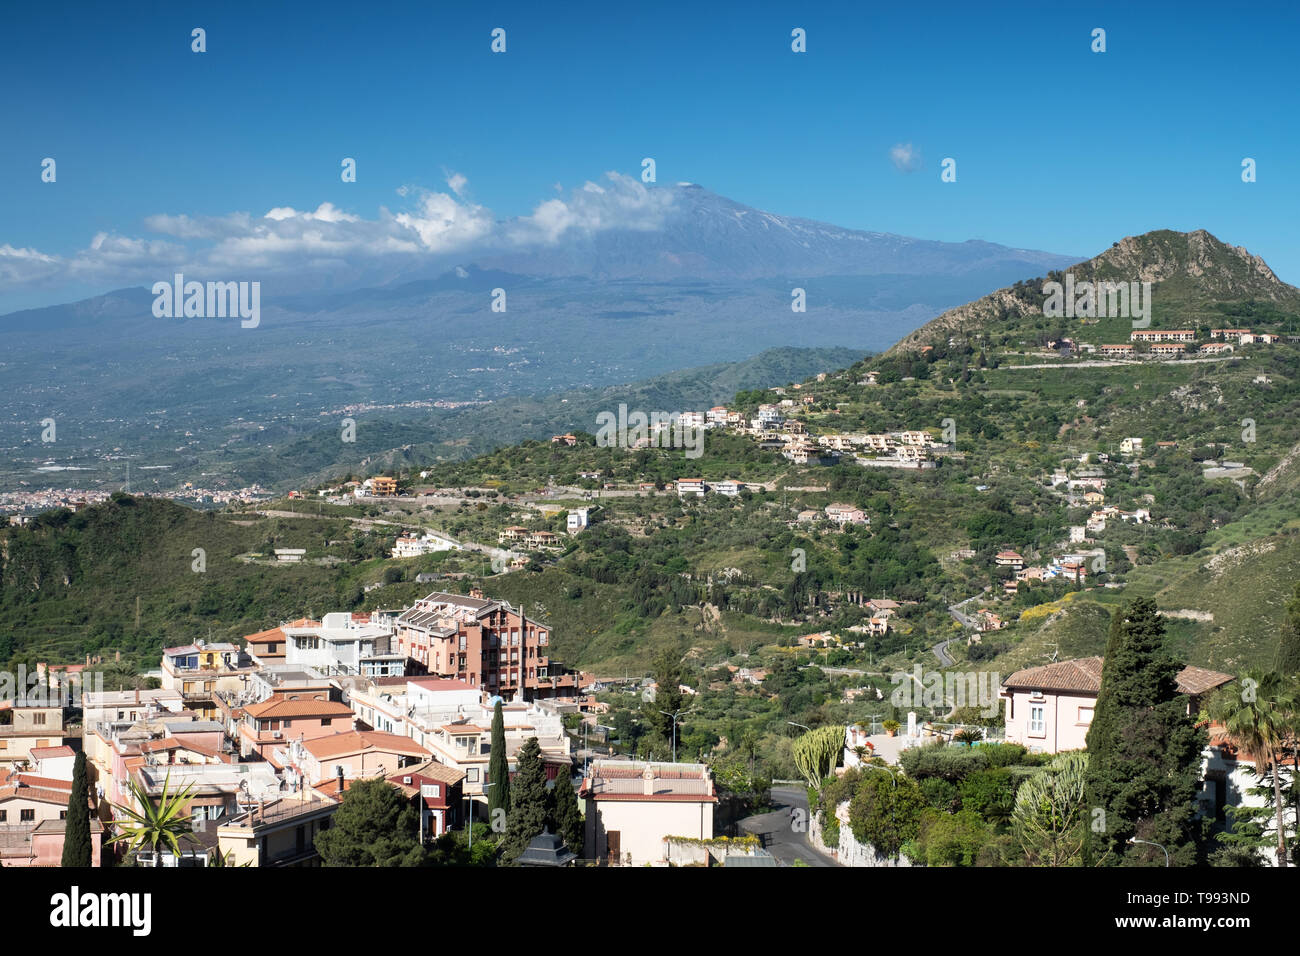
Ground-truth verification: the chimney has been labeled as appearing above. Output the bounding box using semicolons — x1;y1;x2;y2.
337;765;345;795
642;763;655;796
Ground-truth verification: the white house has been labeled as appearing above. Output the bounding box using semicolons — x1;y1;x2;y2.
581;761;716;866
566;508;590;534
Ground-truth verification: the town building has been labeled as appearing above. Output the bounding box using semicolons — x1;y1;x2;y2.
394;590;577;699
1000;657;1234;753
580;760;717;866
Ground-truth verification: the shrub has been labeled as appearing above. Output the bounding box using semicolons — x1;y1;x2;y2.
911;809;989;867
899;742;990;782
958;768;1016;823
979;742;1031;768
920;777;961;813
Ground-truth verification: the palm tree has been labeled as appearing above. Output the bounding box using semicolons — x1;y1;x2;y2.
106;771;199;866
1209;671;1292;867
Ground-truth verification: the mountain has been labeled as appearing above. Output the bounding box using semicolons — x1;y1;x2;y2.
467;184;1076;281
889;229;1300;354
7;226;1300;684
0;187;1077;493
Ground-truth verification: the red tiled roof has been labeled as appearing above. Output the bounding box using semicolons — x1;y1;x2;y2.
28;746;74;759
244;698;354;719
243;626;286;645
387;760;465;793
1003;656;1235;696
302;730;430;760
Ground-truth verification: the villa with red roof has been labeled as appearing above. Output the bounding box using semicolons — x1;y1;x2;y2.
1000;656;1234;754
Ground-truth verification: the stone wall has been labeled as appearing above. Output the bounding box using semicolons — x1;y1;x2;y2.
810;801;912;867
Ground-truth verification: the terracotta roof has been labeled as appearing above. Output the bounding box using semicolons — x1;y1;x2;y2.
0;785;71;805
1002;656;1235;696
387;759;466;794
244;698;354;719
28;746;74;759
4;773;72;792
1176;665;1237;695
302;730;430;760
243;626;286;645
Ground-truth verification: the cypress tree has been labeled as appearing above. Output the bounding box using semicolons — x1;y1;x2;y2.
547;765;583;856
502;737;548;862
487;700;510;820
61;751;92;867
1083;598;1206;865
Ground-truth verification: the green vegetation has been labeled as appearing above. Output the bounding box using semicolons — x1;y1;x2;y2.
60;751;92;868
1084;599;1206;866
314;778;424;867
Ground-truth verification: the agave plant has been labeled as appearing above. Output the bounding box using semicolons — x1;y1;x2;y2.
106;771;199;866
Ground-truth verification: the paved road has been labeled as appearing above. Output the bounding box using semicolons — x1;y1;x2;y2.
738;786;838;867
932;639;956;667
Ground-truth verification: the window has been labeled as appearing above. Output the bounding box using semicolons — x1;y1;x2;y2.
1077;706;1094;725
60;811;67;820
1029;705;1046;736
321;718;332;727
539;632;548;646
20;809;35;822
0;810;6;821
33;713;47;725
467;768;480;782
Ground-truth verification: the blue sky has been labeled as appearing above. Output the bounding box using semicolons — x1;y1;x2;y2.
2;0;1297;310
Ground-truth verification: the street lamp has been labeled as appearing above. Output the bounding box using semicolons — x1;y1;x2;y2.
660;709;685;763
787;721;811;733
1128;836;1169;867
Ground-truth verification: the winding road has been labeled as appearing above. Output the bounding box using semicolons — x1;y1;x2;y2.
737;785;839;867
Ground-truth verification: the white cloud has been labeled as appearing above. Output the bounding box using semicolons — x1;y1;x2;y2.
0;171;683;297
890;143;922;173
445;171;468;197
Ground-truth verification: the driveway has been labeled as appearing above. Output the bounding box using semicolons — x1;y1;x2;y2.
738;785;839;867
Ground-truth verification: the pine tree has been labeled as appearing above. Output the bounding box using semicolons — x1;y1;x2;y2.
547;765;583;856
60;751;92;867
502;737;548;862
1083;598;1207;865
314;778;422;866
487;700;510;820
